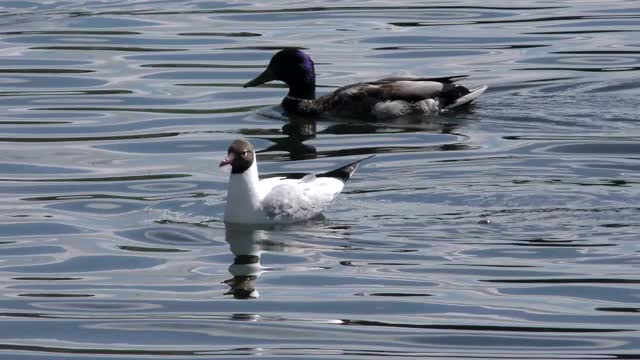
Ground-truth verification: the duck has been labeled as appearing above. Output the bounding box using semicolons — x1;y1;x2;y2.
244;48;488;120
220;139;373;224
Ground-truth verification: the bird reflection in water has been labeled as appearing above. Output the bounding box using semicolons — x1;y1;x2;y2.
223;224;266;299
222;222;340;299
258;116;318;160
251;108;472;162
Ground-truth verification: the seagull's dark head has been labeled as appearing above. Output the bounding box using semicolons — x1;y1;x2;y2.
220;139;255;174
243;48;316;99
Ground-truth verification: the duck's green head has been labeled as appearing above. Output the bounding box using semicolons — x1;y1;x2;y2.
244;48;316;99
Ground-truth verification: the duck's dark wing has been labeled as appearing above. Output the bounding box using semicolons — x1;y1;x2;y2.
372;75;468;84
308;75;485;118
324;77;464;112
330;75;467;96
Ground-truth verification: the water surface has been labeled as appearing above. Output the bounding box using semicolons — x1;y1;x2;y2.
0;1;639;359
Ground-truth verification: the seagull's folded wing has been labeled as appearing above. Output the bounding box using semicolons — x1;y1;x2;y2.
261;177;345;223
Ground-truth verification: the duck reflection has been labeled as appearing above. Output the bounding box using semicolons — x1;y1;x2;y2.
259;116;318;160
223;224;266;299
252;108;471;162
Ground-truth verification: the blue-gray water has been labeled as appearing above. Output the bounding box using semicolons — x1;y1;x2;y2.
0;1;639;359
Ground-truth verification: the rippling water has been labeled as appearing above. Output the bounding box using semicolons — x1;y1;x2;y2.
0;1;639;359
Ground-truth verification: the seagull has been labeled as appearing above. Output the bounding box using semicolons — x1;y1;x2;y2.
244;48;488;120
220;139;372;224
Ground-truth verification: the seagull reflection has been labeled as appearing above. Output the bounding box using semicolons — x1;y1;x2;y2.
223;224;266;299
222;222;347;299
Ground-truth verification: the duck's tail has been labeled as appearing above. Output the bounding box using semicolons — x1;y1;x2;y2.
317;155;375;182
443;85;488;110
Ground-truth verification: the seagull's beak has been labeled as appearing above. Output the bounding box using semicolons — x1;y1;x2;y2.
244;67;275;88
219;153;234;167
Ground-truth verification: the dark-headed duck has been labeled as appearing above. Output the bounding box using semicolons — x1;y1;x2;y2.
244;48;487;120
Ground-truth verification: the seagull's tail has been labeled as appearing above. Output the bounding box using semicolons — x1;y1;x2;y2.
317;155;375;182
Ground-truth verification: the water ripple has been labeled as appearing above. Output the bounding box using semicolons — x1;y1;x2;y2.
0;0;639;359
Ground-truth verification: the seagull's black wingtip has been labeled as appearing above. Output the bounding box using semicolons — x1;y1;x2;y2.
318;155;375;182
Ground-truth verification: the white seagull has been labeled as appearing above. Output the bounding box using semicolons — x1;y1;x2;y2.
220;139;373;224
